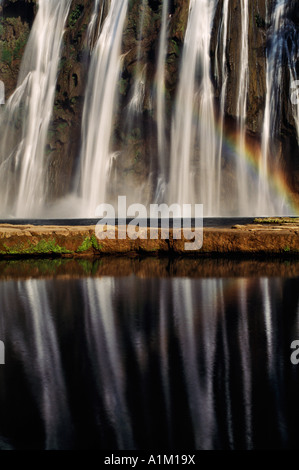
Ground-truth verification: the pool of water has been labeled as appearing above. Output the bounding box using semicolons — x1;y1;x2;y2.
0;258;298;450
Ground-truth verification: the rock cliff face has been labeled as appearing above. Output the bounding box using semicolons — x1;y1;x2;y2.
0;0;298;200
0;0;35;97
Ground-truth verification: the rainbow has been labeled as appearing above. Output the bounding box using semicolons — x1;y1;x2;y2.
218;125;299;215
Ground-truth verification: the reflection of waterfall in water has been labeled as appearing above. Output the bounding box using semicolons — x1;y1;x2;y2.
237;279;252;449
169;0;217;213
79;0;128;217
158;279;173;447
258;0;297;214
260;278;288;446
0;0;72;217
1;272;299;449
82;277;134;449
0;280;72;449
172;278;217;449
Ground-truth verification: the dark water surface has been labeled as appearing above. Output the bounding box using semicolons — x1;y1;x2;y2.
0;258;298;450
0;217;255;227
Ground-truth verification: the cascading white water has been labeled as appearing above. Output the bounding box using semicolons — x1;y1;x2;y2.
258;0;286;214
284;3;299;141
155;0;169;201
235;0;249;214
128;0;147;116
290;67;299;144
0;0;72;217
214;0;229;214
258;0;293;214
86;0;105;49
0;0;298;218
169;0;217;214
79;0;128;217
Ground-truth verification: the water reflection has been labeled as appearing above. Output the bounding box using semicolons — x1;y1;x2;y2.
0;268;299;449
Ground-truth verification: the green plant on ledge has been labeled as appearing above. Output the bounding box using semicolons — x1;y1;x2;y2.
76;235;103;253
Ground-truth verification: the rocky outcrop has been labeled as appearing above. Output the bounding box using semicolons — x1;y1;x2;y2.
0;0;36;97
212;0;268;134
0;220;299;257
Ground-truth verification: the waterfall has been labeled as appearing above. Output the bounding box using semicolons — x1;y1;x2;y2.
235;0;249;214
155;0;169;201
258;0;287;213
79;0;128;217
86;0;105;49
169;0;218;214
113;0;152;209
128;0;147;115
258;0;298;214
0;0;298;218
215;0;229;214
284;2;299;143
0;0;72;217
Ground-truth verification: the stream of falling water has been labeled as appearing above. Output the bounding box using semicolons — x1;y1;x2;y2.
214;0;229;215
79;0;128;217
0;0;72;218
0;0;298;218
235;0;249;214
86;0;105;49
258;0;288;214
168;0;218;214
155;0;169;202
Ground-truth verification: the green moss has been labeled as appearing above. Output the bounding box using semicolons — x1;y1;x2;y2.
254;217;299;224
118;77;129;95
70;96;78;106
283;246;291;252
13;36;28;60
76;235;103;253
68;4;84;28
255;14;265;28
169;39;180;57
91;234;102;250
1;46;12;64
0;17;30;65
76;237;92;252
57;121;68;130
0;239;72;256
